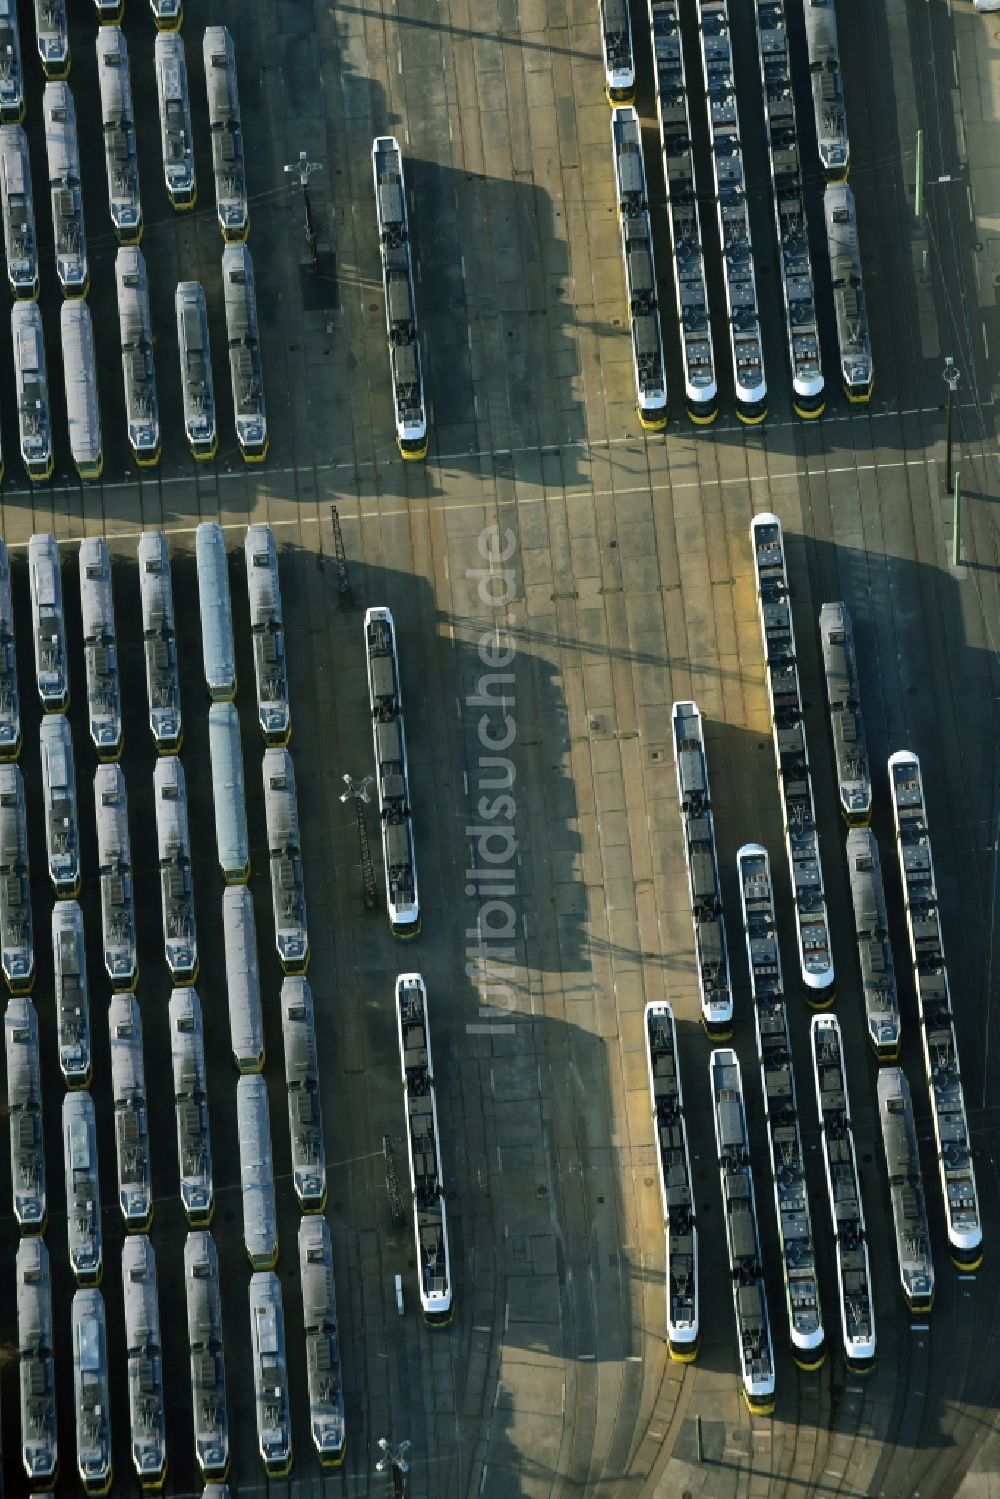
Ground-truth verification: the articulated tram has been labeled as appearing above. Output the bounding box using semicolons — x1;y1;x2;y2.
204;27;248;240
811;1015;877;1370
397;974;453;1323
155;757;198;983
0;540;20;758
644;1003;698;1360
365;607;420;936
40;714;79;897
184;1232;230;1484
245;523;289;743
263;748;309;972
299;1217;346;1464
0;764;34;992
116;249;160;464
845;828;900;1059
804;0;849;181
737;845;825;1370
611;107;668;430
0;764;33;993
139;531;182;752
281;977;327;1211
697;0;766;423
109;995;152;1230
753;0;823;417
177;281;217;459
155;31;196;209
0;1;24;123
79;537;123;759
122;1236;167;1490
372;136;428;458
0;125;39;298
13;302;53;480
170;988;214;1226
819;602;871;824
710;1048;776;1413
97;26;142;243
44;82;87;295
249;1273;293;1477
888;750;982;1270
671;701;733;1037
825;183;873;402
52;900;90;1088
648;0;717;422
599;0;635;103
95;763;138;989
750;513;834;1004
6;997;46;1229
29;532;67;710
72;1289;112;1496
17;1238;57;1487
63;1091;103;1286
224;246;268;461
878;1068;935;1315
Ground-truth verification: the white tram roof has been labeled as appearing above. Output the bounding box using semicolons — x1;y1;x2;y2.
0;0;23;114
97;24;134;120
17;1235;52;1349
170;987;207;1089
5;994;40;1100
138;530;175;628
109;994;145;1097
154;754;191;855
60;301;101;470
196;522;236;691
184;1230;223;1345
280;976;319;1087
223;245;260;341
0;759;27;861
0;120;29;195
209;702;249;875
116;244;152;337
79;536;115;639
95;762;129;864
122;1234;161;1343
13;300;48;389
176;280;215;408
43;79;79;180
203;26;240;122
237;1075;276;1221
263;747;301;848
223;884;263;1067
245;523;282;625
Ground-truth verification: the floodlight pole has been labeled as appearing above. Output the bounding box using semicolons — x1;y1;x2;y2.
376;1437;411;1497
284;151;322;268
